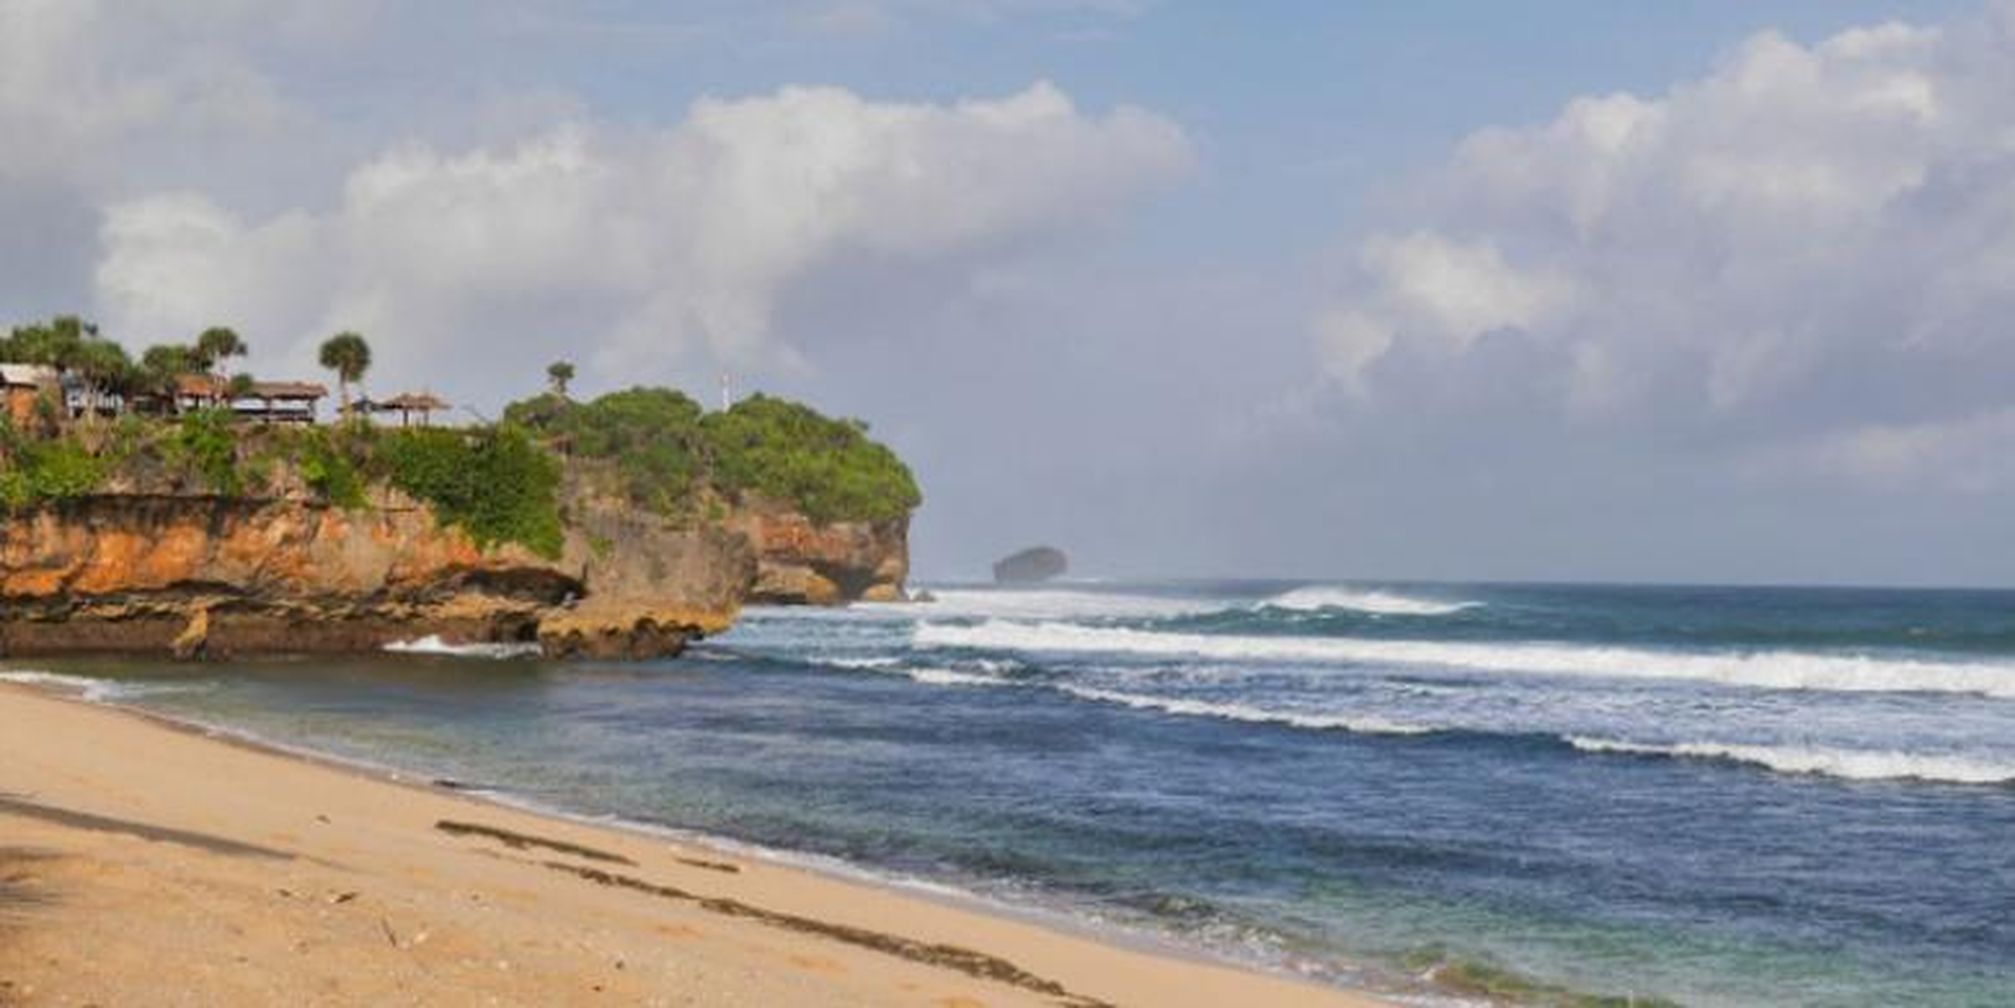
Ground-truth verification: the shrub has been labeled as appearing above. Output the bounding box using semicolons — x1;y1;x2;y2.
505;388;706;515
0;422;115;511
170;409;243;495
297;429;369;509
376;425;563;558
700;394;920;524
508;388;921;525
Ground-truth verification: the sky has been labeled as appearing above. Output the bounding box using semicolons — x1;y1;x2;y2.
7;0;2015;585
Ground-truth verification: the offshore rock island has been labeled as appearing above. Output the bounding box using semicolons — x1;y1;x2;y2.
0;318;918;660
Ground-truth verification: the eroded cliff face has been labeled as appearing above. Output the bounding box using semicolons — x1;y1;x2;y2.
726;498;909;605
0;470;755;660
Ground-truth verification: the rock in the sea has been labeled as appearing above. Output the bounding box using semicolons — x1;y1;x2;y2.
992;546;1067;585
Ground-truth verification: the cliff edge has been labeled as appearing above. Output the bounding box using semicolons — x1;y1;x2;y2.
730;498;908;605
0;387;918;659
0;461;754;660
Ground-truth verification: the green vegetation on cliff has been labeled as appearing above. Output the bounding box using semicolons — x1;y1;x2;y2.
4;314;919;552
505;387;705;516
0;424;112;510
375;426;564;557
702;395;920;524
504;388;920;524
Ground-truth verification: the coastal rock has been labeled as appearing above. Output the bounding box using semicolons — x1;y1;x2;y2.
725;498;908;605
992;546;1068;585
0;466;753;660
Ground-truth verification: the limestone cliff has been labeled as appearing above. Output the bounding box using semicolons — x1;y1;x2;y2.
725;496;909;605
0;464;754;660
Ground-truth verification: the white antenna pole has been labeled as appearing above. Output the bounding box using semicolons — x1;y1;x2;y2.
719;371;731;411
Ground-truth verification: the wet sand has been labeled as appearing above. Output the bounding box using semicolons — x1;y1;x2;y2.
0;682;1389;1007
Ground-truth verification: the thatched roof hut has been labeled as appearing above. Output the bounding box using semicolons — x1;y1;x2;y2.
373;391;451;427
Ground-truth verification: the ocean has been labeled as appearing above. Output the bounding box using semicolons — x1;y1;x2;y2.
9;580;2015;1006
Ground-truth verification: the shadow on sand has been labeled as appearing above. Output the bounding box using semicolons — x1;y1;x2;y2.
0;794;291;861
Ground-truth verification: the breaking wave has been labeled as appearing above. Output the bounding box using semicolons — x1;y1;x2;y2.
1568;737;2015;785
383;635;541;659
1262;586;1480;616
0;670;213;702
913;620;2015;698
1057;686;1435;735
901;588;1224;622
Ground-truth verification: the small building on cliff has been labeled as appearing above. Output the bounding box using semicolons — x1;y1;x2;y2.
365;392;451;427
234;381;327;424
0;364;58;428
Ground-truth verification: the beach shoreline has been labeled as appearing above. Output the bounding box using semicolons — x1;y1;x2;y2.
0;679;1391;1007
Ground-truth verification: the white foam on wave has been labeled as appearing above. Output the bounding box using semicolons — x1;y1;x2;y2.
905;667;1012;687
817;654;1014;688
1568;737;2015;785
818;655;903;670
913;619;2015;699
1264;586;1479;617
0;669;211;702
896;588;1222;622
383;635;541;659
1058;686;1434;735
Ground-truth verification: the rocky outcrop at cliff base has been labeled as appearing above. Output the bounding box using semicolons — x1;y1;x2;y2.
727;500;908;605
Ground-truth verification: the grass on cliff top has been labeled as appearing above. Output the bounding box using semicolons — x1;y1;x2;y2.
504;388;921;525
0;414;565;559
373;425;564;558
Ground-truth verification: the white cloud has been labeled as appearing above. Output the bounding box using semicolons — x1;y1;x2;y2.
1803;408;2015;492
0;0;339;312
1317;2;2015;452
0;0;316;176
93;82;1190;393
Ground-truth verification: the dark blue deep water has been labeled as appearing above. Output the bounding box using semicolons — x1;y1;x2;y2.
13;581;2015;1005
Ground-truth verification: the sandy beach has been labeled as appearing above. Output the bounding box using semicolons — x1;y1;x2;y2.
0;681;1386;1007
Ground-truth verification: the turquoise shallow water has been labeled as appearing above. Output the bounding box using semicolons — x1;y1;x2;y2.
11;580;2015;1006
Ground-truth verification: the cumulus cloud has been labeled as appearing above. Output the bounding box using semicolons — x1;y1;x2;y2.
0;0;330;312
1317;4;2015;464
94;82;1189;395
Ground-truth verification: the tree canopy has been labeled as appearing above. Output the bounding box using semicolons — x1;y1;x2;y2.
318;331;372;415
504;387;919;524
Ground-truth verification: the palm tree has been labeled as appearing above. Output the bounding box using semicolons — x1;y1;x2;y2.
72;339;132;422
194;327;247;379
139;343;199;414
318;331;372;420
546;360;575;398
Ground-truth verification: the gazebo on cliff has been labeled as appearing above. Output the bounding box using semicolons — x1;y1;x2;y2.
368;392;451;428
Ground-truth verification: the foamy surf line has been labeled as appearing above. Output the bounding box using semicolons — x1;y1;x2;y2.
0;670;214;703
1568;737;2015;785
914;620;2015;699
1263;587;1480;617
1060;686;1435;736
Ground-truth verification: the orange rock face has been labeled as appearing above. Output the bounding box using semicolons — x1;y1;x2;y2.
2;498;501;603
725;501;909;605
0;484;753;660
0;464;911;658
